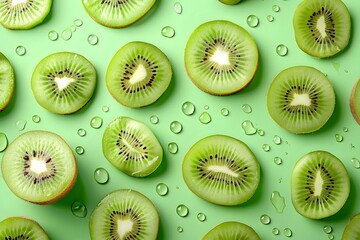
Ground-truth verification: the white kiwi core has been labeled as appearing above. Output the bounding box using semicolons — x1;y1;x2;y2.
290;93;311;106
316;15;327;38
207;165;238;178
210;48;230;66
30;159;47;175
117;219;133;239
129;64;147;84
54;77;75;91
313;171;324;196
11;0;28;6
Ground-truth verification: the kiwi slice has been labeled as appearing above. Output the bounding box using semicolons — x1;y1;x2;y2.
89;189;159;240
291;151;350;219
350;79;360;124
202;221;260;240
0;217;49;240
293;0;351;58
82;0;156;28
182;135;260;206
184;20;258;96
102;116;163;177
1;130;77;204
219;0;241;5
342;213;360;240
0;0;52;30
267;66;335;134
0;52;15;111
31;52;96;114
106;41;172;108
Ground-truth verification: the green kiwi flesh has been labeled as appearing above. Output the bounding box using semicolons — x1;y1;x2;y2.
102;116;163;177
184;20;258;95
89;189;159;240
202;221;260;240
293;0;351;58
31;52;97;114
1;130;77;204
350;79;360;124
0;0;52;30
0;52;15;111
291;151;350;219
106;41;172;108
82;0;156;28
267;66;335;134
219;0;241;5
0;217;49;240
182;135;260;206
342;213;360;240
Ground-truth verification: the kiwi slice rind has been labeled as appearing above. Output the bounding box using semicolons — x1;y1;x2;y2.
0;52;15;111
291;151;350;219
1;130;78;204
0;0;52;30
184;20;258;96
219;0;242;5
102;116;163;177
350;79;360;124
0;216;49;240
293;0;351;58
267;66;335;134
106;41;172;108
31;52;97;114
82;0;156;28
182;135;260;206
342;213;360;240
202;221;260;240
89;189;159;240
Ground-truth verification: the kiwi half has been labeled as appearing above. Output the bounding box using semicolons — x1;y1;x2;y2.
291;151;350;219
0;217;49;240
182;135;260;206
102;116;163;177
267;66;335;134
31;52;96;114
0;52;15;111
89;189;159;240
106;41;172;108
350;79;360;124
184;20;258;95
202;221;260;240
219;0;241;5
0;0;52;30
1;130;77;204
82;0;156;28
293;0;351;58
342;213;360;240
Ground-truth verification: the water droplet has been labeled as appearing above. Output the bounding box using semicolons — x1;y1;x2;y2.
351;144;355;149
262;144;270;152
32;115;41;123
257;129;265;136
323;225;333;234
70;25;76;32
176;204;189;217
75;146;85;155
88;34;99;45
74;19;83;27
284;228;292;237
170;121;183;133
273;135;282;145
335;134;343;142
71;200;87;218
271;191;285;213
161;26;175;38
204;105;209;110
328;234;334;240
247;15;259;28
197;213;206;222
272;228;280;235
168;142;178;154
260;214;271;225
0;133;8;152
61;28;72;41
177;226;183;233
90;116;103;129
15;120;27;131
272;5;280;12
274;157;283;165
182;101;195;116
267;15;274;22
77;128;86;137
221;108;229;116
199;112;211;124
174;2;182;14
94;168;109;184
102;105;109;112
156;183;169;196
241;120;257;135
48;30;59;41
276;44;288;56
15;46;26;56
150;115;159;124
343;127;348;132
351;158;360;169
241;104;252;113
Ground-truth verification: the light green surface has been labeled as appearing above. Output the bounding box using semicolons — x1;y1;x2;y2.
0;0;359;239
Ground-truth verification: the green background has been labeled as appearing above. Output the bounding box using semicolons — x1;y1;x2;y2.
0;0;359;239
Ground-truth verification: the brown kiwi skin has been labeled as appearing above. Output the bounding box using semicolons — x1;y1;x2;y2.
350;78;360;125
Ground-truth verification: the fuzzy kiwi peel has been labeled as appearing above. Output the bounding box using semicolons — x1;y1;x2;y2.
0;216;49;240
342;213;360;240
202;221;260;240
0;52;15;111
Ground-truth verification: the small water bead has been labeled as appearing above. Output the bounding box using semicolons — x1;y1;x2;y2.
284;228;292;237
343;127;349;132
247;15;259;28
272;5;280;12
32;115;41;123
262;144;270;152
102;105;109;112
88;34;99;45
48;30;59;41
177;226;183;233
328;234;334;240
174;2;182;14
15;46;26;56
271;191;285;213
71;201;87;218
260;214;271;225
276;44;288;56
70;25;76;32
156;183;169;196
272;228;280;235
94;168;109;184
204;105;209;110
150;115;159;124
274;157;282;165
74;19;83;27
75;146;85;155
257;129;265;136
197;213;206;222
161;26;175;38
241;104;252;113
351;158;360;169
90;116;103;129
273;135;282;145
335;134;343;142
15;120;27;131
168;142;178;154
221;108;229;116
61;28;72;40
182;101;195;116
267;15;274;22
199;112;212;124
170;121;183;133
0;133;8;152
241;120;257;135
77;128;86;137
176;204;189;217
323;225;333;234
